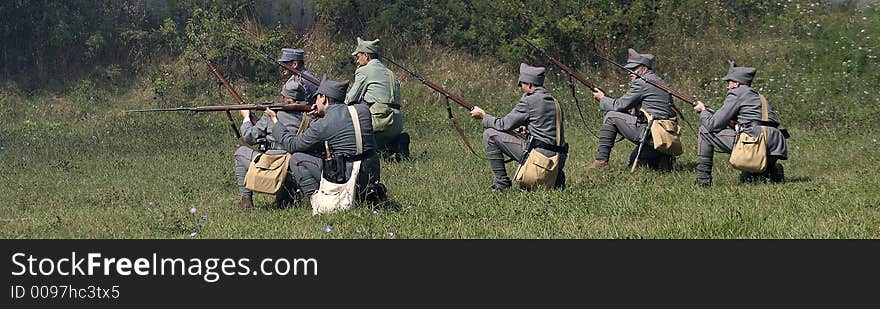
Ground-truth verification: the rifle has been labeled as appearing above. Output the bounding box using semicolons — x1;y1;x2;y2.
186;35;252;139
598;55;713;114
380;56;526;156
519;37;603;92
230;36;321;87
125;103;314;113
519;37;602;139
631;119;654;173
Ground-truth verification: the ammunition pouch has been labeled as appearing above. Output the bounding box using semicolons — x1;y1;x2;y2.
514;148;562;191
650;119;683;156
729;95;772;173
244;152;291;194
322;150;375;184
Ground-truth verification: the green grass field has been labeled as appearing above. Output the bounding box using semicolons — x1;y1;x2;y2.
2;67;878;239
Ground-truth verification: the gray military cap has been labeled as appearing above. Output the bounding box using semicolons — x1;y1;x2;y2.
316;75;349;103
277;48;304;62
722;60;756;85
281;79;304;100
517;63;546;86
351;37;381;56
625;48;654;69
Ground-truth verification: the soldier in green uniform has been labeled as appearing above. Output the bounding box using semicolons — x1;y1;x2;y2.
693;62;787;187
344;37;410;162
470;63;568;191
588;48;678;171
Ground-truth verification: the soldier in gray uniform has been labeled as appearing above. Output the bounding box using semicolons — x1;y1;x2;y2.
470;63;568;191
693;62;787;187
269;76;387;203
344;37;410;162
588;48;677;171
278;48;319;104
232;48;320;209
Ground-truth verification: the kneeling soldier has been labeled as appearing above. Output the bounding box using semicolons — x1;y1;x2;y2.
470;63;568;191
345;37;410;162
268;76;387;203
693;62;788;187
588;48;678;171
233;76;316;209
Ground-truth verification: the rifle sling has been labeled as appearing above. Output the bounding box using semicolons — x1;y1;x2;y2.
566;74;600;139
444;97;480;157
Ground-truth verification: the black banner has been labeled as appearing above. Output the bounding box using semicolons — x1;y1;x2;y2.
3;240;878;307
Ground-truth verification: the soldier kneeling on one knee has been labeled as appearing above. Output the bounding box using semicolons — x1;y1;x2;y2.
470;63;568;192
268;76;388;204
693;61;789;187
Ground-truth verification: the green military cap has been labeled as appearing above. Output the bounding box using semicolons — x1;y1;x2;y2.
316;75;349;102
625;48;654;70
351;37;382;56
518;63;546;86
722;60;756;85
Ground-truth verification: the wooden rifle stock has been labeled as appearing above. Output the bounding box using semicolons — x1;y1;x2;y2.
187;36;252;138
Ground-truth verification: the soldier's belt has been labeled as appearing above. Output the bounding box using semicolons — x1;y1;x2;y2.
364;101;401;110
529;139;569;154
343;149;376;162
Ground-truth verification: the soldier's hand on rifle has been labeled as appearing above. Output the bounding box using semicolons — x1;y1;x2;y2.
239;109;251;119
592;88;605;101
470;106;486;119
265;108;278;124
306;104;318;117
693;101;706;113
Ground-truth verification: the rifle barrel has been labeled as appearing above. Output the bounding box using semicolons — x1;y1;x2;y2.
381;56;474;111
125;103;313;113
231;36;321;86
382;56;527;140
599;55;715;113
520;37;601;91
124;107;191;113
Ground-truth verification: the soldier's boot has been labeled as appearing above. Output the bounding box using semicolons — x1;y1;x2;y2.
490;184;510;193
656;155;675;172
696;155;714;188
587;160;609;170
588;124;617;171
234;195;254;209
273;187;299;209
487;151;512;192
769;163;785;183
365;181;389;204
396;132;411;161
739;171;763;184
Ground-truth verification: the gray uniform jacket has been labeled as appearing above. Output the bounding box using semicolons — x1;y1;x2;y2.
241;111;306;151
273;103;379;191
272;103;376;158
285;68;320;102
599;72;676;120
700;85;788;159
481;86;565;148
